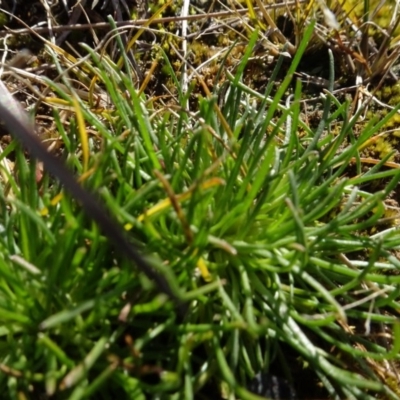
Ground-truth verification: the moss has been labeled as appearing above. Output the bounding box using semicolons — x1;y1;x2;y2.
375;137;394;159
0;12;7;26
381;85;392;98
386;376;400;397
5;33;33;48
342;0;400;35
388;96;400;106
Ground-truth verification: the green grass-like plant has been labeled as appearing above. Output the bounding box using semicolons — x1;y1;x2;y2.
1;18;400;400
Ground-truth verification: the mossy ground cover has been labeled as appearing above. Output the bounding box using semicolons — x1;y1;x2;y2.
1;0;400;399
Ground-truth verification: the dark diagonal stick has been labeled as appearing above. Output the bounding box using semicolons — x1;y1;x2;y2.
0;81;185;312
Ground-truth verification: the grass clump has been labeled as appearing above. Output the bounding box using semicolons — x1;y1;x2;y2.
1;2;400;400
